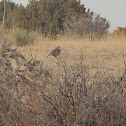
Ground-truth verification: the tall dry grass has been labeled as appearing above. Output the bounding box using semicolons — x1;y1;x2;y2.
15;33;126;71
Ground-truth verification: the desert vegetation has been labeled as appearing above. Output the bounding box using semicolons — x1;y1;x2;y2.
0;36;126;126
0;0;126;126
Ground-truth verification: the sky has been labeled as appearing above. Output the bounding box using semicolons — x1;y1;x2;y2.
6;0;126;31
82;0;126;31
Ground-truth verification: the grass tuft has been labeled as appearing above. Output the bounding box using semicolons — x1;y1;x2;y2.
11;28;38;46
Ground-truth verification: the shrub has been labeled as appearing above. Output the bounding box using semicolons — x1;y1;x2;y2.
12;28;37;46
0;43;126;126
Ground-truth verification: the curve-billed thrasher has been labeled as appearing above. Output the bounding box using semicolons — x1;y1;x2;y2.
45;46;61;58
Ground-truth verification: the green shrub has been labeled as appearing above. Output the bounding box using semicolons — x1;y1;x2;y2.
12;28;37;46
12;28;29;46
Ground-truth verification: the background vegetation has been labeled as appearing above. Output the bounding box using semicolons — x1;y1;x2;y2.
0;0;109;39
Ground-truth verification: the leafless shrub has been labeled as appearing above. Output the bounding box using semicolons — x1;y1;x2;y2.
65;14;109;40
0;39;126;126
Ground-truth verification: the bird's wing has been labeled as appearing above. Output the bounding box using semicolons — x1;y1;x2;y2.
44;48;57;59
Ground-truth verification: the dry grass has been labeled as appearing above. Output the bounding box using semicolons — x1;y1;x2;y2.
0;33;126;77
16;37;126;72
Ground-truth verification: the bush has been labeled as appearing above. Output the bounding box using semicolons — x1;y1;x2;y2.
0;43;126;126
12;28;37;46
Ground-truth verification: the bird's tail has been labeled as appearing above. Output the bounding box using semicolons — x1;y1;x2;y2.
44;53;51;59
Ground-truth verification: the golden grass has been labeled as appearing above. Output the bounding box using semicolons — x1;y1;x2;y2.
0;29;126;73
16;37;126;73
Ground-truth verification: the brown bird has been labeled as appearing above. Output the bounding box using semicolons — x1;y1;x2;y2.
45;46;61;58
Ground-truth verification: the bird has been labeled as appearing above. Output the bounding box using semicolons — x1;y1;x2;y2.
45;46;61;58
